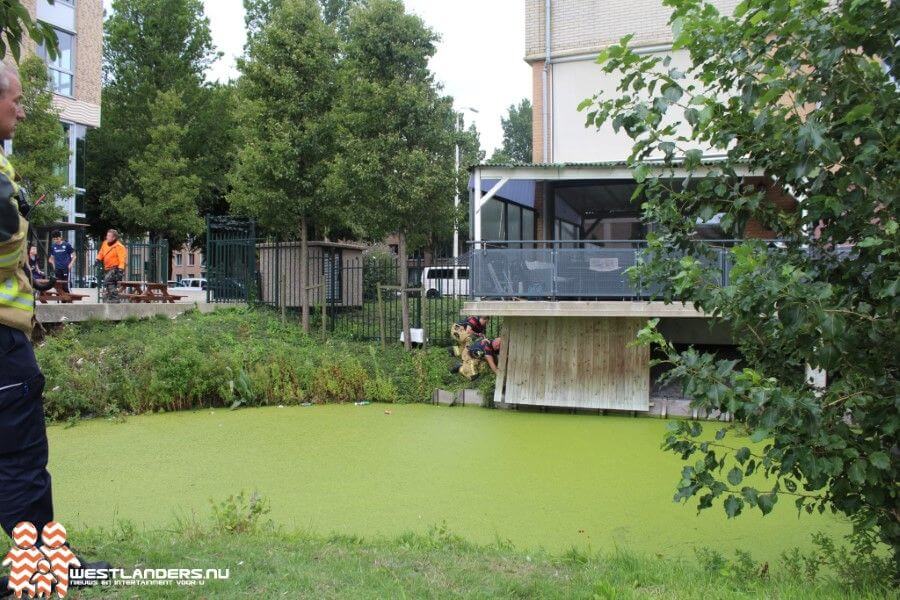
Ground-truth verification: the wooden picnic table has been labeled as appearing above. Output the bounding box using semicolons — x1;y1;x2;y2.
117;281;185;304
37;281;88;304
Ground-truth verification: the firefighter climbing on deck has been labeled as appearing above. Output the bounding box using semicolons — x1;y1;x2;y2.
451;336;501;380
449;315;488;357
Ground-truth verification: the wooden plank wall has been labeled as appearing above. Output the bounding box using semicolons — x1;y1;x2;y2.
498;317;650;411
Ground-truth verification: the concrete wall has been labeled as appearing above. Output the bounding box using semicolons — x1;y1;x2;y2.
550;50;708;163
526;0;739;163
525;0;740;61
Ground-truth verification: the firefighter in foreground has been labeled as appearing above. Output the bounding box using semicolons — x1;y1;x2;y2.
451;336;501;380
449;315;488;357
96;229;127;303
0;62;107;595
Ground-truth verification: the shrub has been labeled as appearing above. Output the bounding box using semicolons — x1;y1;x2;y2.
37;308;483;420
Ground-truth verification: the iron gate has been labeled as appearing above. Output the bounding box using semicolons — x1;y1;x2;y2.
206;216;256;303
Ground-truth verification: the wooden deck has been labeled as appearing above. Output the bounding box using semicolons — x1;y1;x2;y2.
462;300;708;318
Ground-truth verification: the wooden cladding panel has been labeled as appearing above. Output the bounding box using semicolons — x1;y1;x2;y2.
498;317;649;411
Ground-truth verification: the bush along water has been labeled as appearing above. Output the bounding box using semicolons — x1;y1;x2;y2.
36;308;494;422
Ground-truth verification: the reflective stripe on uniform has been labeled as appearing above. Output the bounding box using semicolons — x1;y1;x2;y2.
0;277;33;312
0;246;20;268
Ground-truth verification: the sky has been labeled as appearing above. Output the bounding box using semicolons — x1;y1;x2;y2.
102;0;532;155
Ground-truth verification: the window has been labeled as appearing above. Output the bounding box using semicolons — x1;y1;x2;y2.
38;27;75;96
74;191;84;214
57;123;70;184
188;253;195;266
482;198;503;241
522;209;535;247
175;254;183;267
74;125;87;189
555;220;579;242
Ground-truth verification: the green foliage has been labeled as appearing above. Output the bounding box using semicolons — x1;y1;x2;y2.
228;0;340;240
583;0;899;558
71;520;891;599
85;0;231;240
328;0;458;252
0;0;58;62
10;56;69;226
36;308;478;421
114;90;203;241
209;491;271;534
489;98;533;164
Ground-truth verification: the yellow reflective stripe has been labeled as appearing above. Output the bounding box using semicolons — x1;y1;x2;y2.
0;277;33;312
0;247;20;268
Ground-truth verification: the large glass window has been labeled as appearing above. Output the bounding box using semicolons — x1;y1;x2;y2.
507;204;521;248
74;125;86;189
38;27;75;96
57;123;70;185
482;198;503;242
522;209;535;247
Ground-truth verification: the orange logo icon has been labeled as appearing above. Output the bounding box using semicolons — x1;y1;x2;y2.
3;522;79;599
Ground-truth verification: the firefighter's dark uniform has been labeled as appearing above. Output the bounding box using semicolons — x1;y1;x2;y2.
459;337;498;380
450;316;485;358
0;152;53;540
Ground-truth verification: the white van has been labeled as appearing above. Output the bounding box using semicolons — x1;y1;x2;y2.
174;277;207;291
422;267;468;298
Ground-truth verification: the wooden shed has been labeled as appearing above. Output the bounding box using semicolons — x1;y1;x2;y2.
257;241;364;308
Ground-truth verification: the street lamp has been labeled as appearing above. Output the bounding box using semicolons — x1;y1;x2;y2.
454;106;479;295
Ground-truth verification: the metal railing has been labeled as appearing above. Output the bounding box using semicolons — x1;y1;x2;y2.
468;240;741;300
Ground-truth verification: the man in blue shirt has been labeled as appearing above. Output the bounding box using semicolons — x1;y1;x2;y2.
48;231;75;292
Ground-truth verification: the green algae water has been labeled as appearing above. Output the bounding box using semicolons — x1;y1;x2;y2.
48;404;846;560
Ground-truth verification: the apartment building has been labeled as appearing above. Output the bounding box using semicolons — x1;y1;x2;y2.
8;0;104;226
171;245;205;282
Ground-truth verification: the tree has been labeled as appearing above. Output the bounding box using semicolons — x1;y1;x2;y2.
10;56;70;227
490;98;532;163
0;0;58;61
581;0;898;560
320;0;365;30
244;0;363;41
85;0;227;240
228;0;339;332
114;90;202;241
329;0;457;349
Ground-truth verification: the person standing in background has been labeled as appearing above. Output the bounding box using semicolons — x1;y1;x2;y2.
96;229;127;303
48;232;74;292
27;245;45;281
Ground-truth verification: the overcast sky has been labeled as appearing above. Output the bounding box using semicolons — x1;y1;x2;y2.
103;0;531;155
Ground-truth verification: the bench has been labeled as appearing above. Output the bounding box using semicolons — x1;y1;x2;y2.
37;281;88;304
117;281;185;303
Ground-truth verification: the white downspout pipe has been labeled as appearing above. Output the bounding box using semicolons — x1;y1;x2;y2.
542;0;551;163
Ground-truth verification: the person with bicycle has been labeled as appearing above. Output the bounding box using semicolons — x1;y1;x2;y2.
96;230;127;303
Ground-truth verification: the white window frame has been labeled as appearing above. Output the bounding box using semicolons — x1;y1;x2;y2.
38;25;76;98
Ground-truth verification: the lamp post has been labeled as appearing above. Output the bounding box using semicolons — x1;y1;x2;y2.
454;106;478;296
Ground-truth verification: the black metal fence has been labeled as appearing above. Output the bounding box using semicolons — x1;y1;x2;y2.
29;229;169;295
206;217;499;345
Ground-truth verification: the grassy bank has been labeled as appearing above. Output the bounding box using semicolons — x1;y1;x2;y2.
36;308;492;421
69;516;890;599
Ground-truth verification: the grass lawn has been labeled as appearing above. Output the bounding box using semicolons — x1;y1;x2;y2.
68;523;886;599
48;404;847;563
